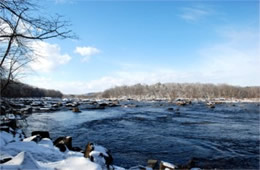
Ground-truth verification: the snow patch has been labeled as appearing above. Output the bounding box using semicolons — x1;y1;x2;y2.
43;157;102;170
94;144;109;157
1;152;41;169
1;141;65;162
161;161;177;169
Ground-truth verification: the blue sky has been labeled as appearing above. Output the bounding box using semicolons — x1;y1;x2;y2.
24;0;260;94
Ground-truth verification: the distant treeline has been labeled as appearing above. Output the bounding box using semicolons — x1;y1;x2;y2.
100;83;260;99
1;80;63;98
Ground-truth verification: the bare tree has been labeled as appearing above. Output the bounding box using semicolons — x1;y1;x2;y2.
0;0;74;94
99;83;260;100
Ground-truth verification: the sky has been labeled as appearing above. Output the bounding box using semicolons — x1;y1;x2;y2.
23;0;260;94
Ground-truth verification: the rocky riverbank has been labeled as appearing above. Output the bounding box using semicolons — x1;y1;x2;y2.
1;97;259;118
0;120;201;170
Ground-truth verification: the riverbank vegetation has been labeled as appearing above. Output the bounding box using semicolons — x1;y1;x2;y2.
0;80;62;98
100;83;260;100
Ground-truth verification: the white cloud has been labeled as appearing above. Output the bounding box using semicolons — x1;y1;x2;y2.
29;41;71;72
74;46;100;62
179;7;210;21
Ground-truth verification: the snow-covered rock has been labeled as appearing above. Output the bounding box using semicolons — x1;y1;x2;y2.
1;152;40;169
46;156;102;170
84;142;113;169
160;161;177;170
0;135;103;169
38;138;54;148
23;135;40;142
54;136;72;152
31;131;50;139
0;130;113;170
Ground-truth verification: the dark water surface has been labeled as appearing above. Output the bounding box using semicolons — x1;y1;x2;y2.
24;101;260;169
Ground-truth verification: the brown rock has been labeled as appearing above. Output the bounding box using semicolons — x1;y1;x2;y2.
72;107;81;112
147;159;159;169
54;136;73;152
84;142;94;158
84;143;113;168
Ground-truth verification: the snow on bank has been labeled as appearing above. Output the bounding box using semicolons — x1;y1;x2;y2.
0;130;116;170
41;156;102;170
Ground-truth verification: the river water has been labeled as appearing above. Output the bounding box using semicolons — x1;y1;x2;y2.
23;101;260;169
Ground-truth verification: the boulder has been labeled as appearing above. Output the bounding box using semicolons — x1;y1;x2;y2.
206;102;215;108
99;103;108;107
84;142;94;158
23;135;42;143
72;107;81;113
84;142;113;168
0;158;12;164
176;101;186;106
159;161;177;170
147;159;159;169
55;143;67;152
31;131;50;139
54;136;72;152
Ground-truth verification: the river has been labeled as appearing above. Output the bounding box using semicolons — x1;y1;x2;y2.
23;101;260;169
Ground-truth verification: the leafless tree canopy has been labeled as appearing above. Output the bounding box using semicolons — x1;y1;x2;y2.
100;83;260;100
0;0;74;94
1;79;62;98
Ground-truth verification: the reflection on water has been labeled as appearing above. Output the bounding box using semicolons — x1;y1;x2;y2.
24;101;260;169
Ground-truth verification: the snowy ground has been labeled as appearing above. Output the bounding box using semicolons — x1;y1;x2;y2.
0;129;125;170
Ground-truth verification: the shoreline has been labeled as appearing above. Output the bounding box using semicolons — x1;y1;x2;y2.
0;122;197;170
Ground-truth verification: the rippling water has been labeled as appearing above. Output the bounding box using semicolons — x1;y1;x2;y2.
23;101;260;169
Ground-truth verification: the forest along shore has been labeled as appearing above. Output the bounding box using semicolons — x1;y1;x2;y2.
0;97;259;169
